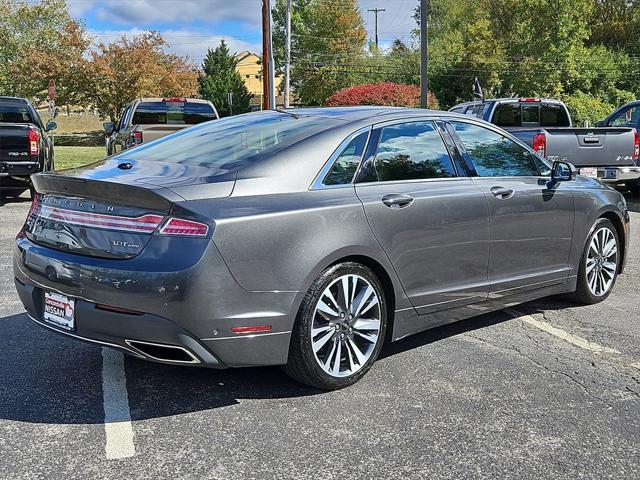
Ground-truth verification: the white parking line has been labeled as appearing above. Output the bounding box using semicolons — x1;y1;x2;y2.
506;308;621;355
101;348;136;460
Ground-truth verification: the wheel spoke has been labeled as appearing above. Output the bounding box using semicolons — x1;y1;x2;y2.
347;338;367;365
603;238;616;257
323;337;339;370
331;340;342;375
352;285;374;318
354;331;378;343
345;341;356;373
602;261;617;274
312;325;334;337
353;317;380;331
340;276;351;311
316;299;339;319
313;330;335;353
586;258;596;274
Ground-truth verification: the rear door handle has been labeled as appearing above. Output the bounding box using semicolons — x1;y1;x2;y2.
490;186;514;199
382;193;414;209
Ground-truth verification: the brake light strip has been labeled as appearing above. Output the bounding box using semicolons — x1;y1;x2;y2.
32;205;163;233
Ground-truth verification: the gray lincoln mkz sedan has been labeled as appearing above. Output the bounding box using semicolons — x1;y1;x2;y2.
14;107;630;389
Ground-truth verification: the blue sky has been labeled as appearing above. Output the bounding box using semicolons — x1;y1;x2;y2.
66;0;418;65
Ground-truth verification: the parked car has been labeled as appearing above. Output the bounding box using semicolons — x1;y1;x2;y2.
104;97;218;155
0;96;56;198
450;98;640;192
15;107;629;390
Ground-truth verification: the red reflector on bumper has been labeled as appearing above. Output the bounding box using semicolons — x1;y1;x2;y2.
230;325;272;334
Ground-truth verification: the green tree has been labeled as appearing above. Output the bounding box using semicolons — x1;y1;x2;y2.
273;0;368;105
198;41;252;116
0;0;89;106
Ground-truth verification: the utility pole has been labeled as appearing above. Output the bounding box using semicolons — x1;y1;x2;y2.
262;0;276;110
367;8;385;48
420;0;428;108
284;0;292;108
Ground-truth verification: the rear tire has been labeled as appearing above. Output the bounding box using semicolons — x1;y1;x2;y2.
283;262;387;390
569;218;620;305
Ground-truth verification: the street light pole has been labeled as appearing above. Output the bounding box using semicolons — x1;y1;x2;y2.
284;0;292;108
420;0;429;108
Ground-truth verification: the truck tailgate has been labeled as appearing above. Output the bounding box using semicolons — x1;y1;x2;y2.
137;124;188;144
0;123;30;162
545;127;636;167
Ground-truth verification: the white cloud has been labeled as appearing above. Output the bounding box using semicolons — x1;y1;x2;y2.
88;28;261;65
71;0;261;27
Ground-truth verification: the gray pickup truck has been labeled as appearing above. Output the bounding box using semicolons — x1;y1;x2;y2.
0;96;56;199
104;97;219;155
450;98;640;192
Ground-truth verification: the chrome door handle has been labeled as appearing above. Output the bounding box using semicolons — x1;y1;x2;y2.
381;194;414;209
490;186;514;199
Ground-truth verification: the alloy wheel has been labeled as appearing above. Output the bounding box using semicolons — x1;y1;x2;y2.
311;274;382;378
586;226;618;297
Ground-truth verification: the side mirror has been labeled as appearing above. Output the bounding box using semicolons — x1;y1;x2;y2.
551;160;577;183
594;121;604;127
44;121;57;132
103;122;115;134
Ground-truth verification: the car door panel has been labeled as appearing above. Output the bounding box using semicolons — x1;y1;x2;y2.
356;179;490;313
472;176;574;295
354;119;491;315
448;120;575;297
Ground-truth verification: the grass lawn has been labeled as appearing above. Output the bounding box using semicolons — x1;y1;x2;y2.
54;146;107;170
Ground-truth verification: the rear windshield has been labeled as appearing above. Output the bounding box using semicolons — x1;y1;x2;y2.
131;101;216;125
115;111;341;169
0;99;35;124
492;102;570;127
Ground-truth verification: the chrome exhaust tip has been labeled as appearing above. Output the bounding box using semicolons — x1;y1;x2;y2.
124;340;201;364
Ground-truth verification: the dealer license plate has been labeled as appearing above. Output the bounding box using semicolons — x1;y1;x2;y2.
579;167;598;178
43;291;75;331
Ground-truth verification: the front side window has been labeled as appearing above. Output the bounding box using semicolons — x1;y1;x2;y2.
451;121;547;177
370;121;456;182
608;106;640;127
324;131;369;185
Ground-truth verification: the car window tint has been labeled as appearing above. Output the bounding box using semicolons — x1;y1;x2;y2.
0;99;35;123
492;103;521;127
451;121;545;177
324;131;368;185
609;106;640;127
541;104;570;127
372;122;456;182
132;102;217;125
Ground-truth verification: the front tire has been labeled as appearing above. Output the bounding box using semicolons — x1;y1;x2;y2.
570;218;620;305
283;262;387;390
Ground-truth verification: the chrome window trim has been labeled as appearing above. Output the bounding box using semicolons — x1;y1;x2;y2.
310;126;372;190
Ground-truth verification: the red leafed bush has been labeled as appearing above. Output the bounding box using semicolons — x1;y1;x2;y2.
326;82;438;109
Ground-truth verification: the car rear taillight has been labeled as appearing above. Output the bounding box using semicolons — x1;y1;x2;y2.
131;131;143;146
159;218;209;236
533;132;546;158
634;129;639;163
28;128;40;157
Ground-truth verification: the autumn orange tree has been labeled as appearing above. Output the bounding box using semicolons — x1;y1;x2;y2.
85;32;199;121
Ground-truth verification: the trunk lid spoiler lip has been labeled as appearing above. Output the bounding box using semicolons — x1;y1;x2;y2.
31;172;185;211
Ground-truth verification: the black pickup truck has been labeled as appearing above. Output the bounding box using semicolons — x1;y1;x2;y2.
450;98;640;192
0;96;56;198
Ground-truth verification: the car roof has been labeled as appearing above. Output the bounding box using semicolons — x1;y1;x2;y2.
279;106;465;123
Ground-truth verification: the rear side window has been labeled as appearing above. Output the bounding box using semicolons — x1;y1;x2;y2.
324;131;368;185
492;103;521;127
540;104;570;127
371;121;456;182
0;99;35;124
132;101;216;125
451;121;546;177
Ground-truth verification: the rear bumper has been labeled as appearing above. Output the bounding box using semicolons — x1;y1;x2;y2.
579;166;640;184
13;236;297;368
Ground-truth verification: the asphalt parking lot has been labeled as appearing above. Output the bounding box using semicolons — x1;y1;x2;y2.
1;194;639;480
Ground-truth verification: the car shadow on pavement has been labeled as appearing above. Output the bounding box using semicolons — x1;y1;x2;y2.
0;303;563;425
